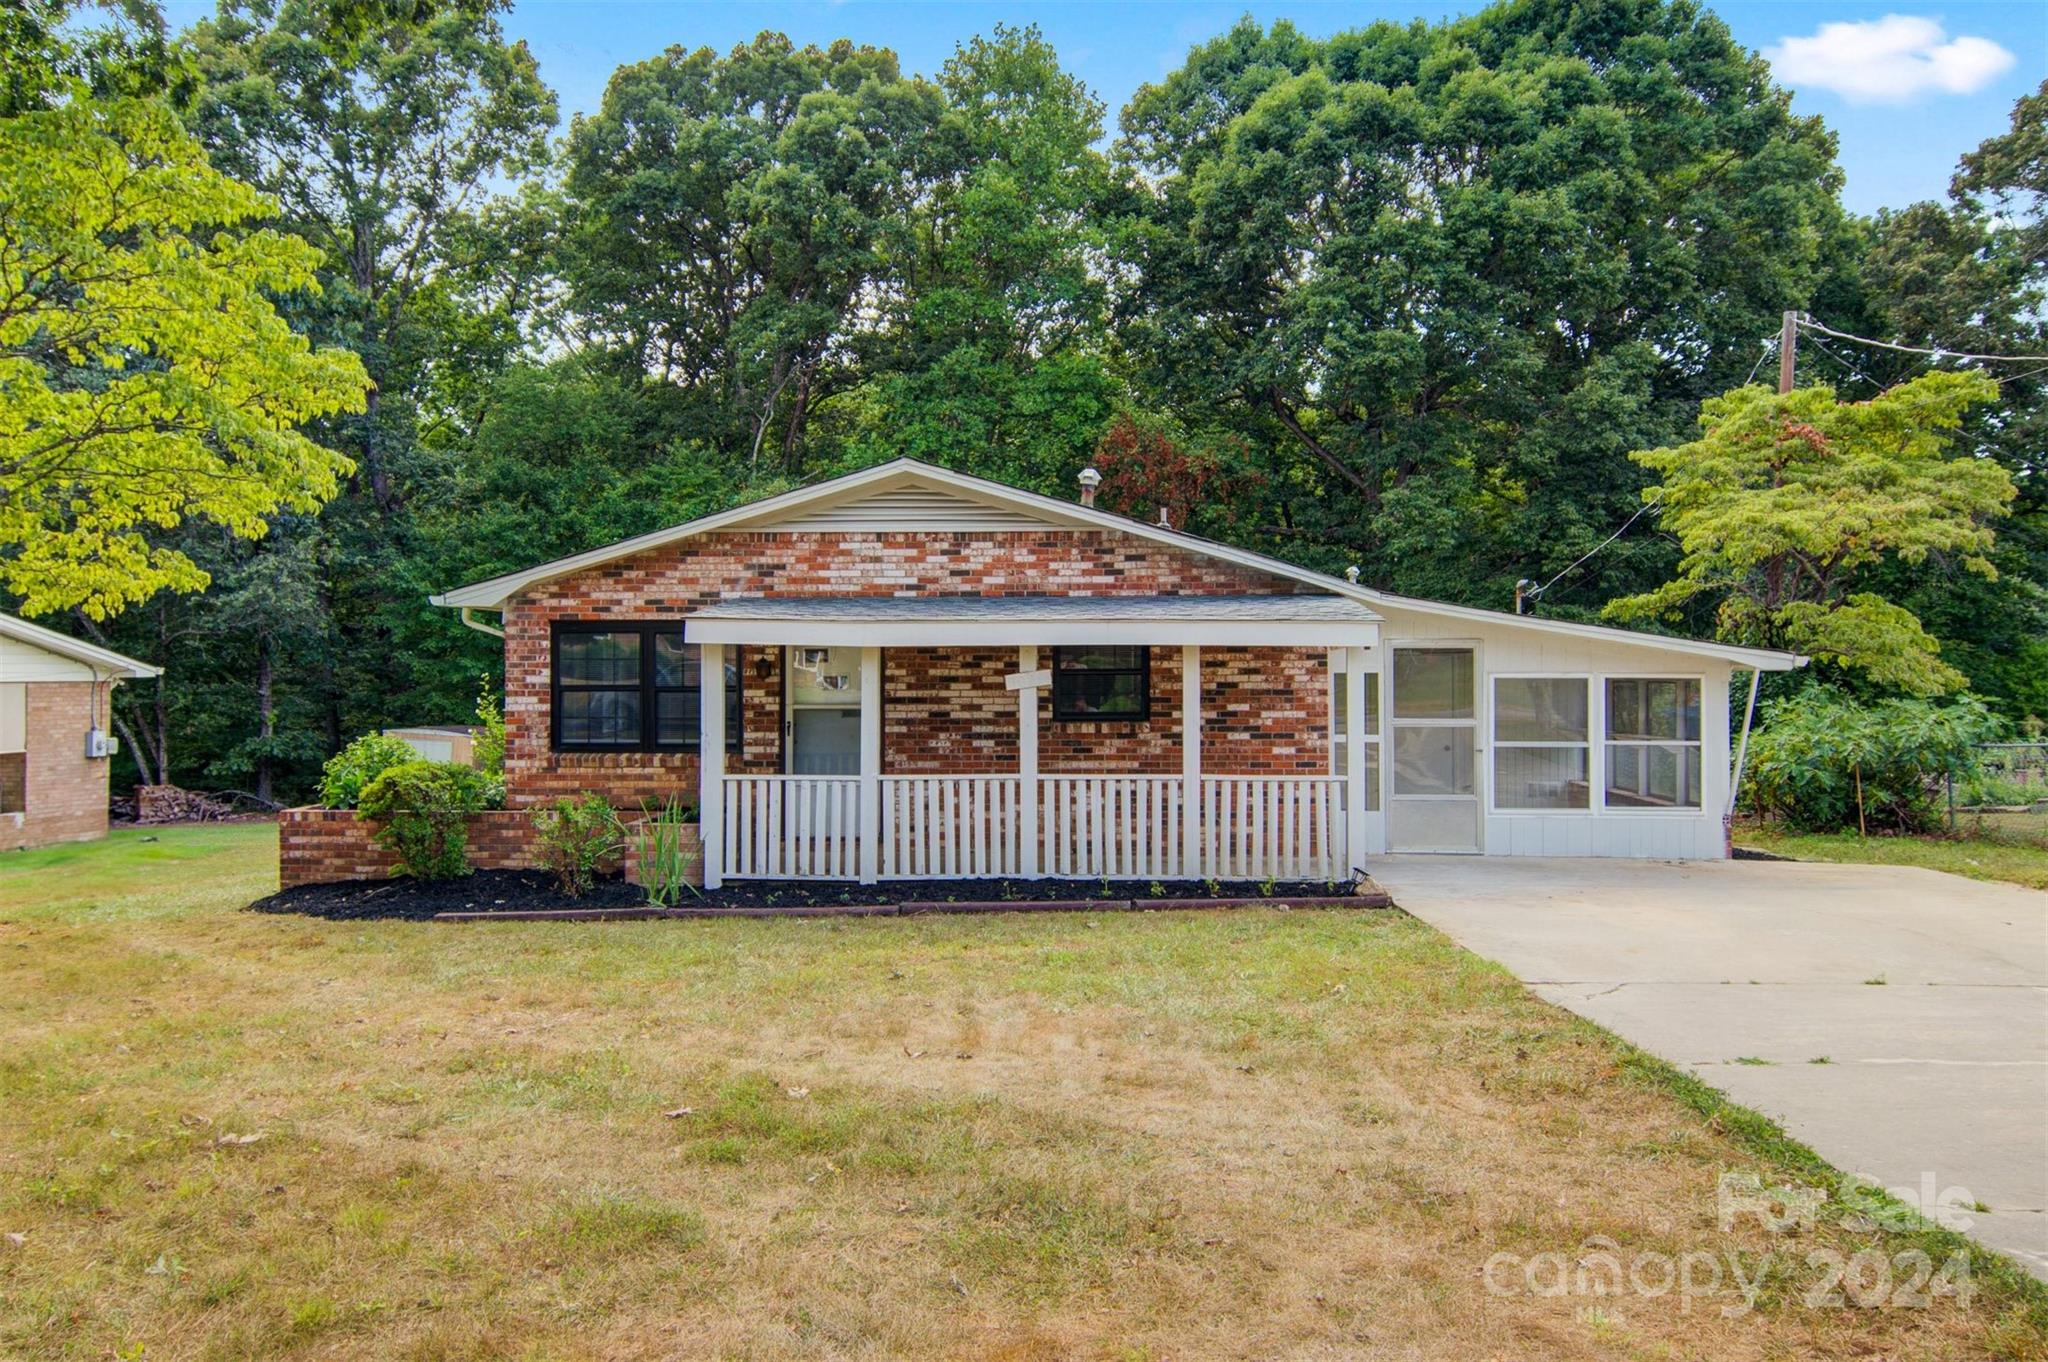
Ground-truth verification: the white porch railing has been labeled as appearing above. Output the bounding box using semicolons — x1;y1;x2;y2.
880;775;1024;878
1200;776;1347;881
723;775;861;879
724;772;1348;882
1039;775;1186;878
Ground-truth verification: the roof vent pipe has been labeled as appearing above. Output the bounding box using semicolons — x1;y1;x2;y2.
1077;467;1101;508
1156;505;1171;529
1345;566;1360;584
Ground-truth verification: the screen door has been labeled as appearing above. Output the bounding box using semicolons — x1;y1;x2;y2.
1388;647;1480;852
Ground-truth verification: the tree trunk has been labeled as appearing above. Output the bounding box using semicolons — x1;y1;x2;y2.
255;638;276;807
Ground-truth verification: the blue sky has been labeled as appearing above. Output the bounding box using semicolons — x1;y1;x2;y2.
165;1;2046;214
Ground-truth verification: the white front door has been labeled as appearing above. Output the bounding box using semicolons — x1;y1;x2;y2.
786;646;864;775
1388;646;1481;852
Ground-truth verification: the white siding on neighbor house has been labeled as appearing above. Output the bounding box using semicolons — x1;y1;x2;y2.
1340;601;1738;860
0;684;22;752
0;635;98;683
758;485;1061;533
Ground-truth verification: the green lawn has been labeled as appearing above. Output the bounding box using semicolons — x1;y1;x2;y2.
1;824;2041;1361
1738;825;2048;891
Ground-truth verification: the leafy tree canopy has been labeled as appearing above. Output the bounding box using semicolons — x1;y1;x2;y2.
0;93;368;618
1606;371;2011;693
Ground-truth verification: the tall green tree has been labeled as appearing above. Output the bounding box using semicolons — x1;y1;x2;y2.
1605;371;2012;694
847;25;1118;490
1112;1;1842;601
563;33;940;478
0;92;368;618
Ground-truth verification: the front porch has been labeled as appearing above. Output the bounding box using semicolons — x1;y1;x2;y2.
685;596;1381;887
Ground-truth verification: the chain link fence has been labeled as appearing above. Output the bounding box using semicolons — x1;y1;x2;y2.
1946;742;2048;846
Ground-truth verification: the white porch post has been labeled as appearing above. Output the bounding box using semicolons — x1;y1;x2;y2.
859;645;881;884
1181;644;1201;876
699;642;726;890
1344;646;1369;877
1019;644;1039;878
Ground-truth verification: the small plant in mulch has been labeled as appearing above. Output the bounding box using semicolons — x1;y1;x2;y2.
357;761;492;879
632;795;701;908
531;794;624;898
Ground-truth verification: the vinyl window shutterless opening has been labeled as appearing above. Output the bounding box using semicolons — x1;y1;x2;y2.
550;621;738;752
1051;645;1150;721
1605;677;1702;809
1491;676;1590;810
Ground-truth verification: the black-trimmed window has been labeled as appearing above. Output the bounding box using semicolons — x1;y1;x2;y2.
551;621;738;752
1051;646;1150;721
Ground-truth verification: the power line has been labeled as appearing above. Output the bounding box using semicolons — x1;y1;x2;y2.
1798;316;2048;366
1742;335;1776;387
1517;494;1663;612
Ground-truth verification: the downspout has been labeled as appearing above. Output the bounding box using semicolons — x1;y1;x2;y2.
1725;668;1763;845
459;607;505;639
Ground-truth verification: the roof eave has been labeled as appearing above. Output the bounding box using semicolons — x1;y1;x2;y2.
0;613;162;678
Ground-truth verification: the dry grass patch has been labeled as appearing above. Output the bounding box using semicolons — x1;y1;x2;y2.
0;824;2041;1360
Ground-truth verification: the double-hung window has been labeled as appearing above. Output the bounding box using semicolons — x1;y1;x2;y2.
1605;678;1702;808
1491;677;1590;810
1051;646;1150;721
551;622;738;752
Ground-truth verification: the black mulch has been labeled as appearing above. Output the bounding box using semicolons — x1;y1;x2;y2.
248;870;1355;922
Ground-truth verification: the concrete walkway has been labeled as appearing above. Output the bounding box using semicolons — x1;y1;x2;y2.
1370;855;2048;1278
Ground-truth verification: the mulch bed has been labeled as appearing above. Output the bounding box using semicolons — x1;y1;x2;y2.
248;871;1388;922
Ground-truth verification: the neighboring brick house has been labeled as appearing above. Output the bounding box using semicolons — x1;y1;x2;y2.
0;613;160;853
427;459;1803;887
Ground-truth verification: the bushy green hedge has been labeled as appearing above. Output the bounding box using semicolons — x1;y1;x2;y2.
318;733;418;809
1745;688;2000;833
356;761;492;880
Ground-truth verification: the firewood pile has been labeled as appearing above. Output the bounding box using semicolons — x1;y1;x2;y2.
124;785;239;824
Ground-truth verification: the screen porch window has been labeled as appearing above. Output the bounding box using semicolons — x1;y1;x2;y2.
1492;677;1590;809
1051;646;1150;721
551;623;738;752
1331;667;1381;810
1605;678;1702;808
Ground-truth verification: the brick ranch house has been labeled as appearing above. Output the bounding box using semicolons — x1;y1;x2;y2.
369;459;1802;890
1;612;160;852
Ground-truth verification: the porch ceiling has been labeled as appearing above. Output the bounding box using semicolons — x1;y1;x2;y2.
683;594;1381;647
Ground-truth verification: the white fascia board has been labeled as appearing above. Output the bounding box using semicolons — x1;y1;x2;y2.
0;613;161;678
1346;589;1807;670
685;618;1380;648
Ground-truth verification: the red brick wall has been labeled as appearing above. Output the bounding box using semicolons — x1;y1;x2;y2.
0;681;111;852
277;806;703;890
884;646;1332;777
501;529;1326;805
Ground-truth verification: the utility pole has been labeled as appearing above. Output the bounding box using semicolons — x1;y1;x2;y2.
1778;310;1800;394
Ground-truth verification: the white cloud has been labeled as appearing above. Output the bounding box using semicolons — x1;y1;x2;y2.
1766;14;2016;103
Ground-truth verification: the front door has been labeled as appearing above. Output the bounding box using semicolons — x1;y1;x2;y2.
785;646;864;774
1388;646;1481;852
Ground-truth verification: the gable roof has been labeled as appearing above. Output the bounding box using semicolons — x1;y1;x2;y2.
430;457;1804;671
0;612;161;679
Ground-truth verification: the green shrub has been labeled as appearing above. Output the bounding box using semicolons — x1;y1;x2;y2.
531;794;621;897
319;733;418;809
474;676;507;809
632;795;701;907
356;761;491;879
1745;688;2000;833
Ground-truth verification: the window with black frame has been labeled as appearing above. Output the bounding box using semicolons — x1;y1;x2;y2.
551;622;738;751
1051;645;1150;721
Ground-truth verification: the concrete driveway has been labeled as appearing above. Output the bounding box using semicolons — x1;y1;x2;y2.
1371;855;2048;1278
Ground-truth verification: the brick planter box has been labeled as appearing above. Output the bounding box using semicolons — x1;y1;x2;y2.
276;807;701;890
